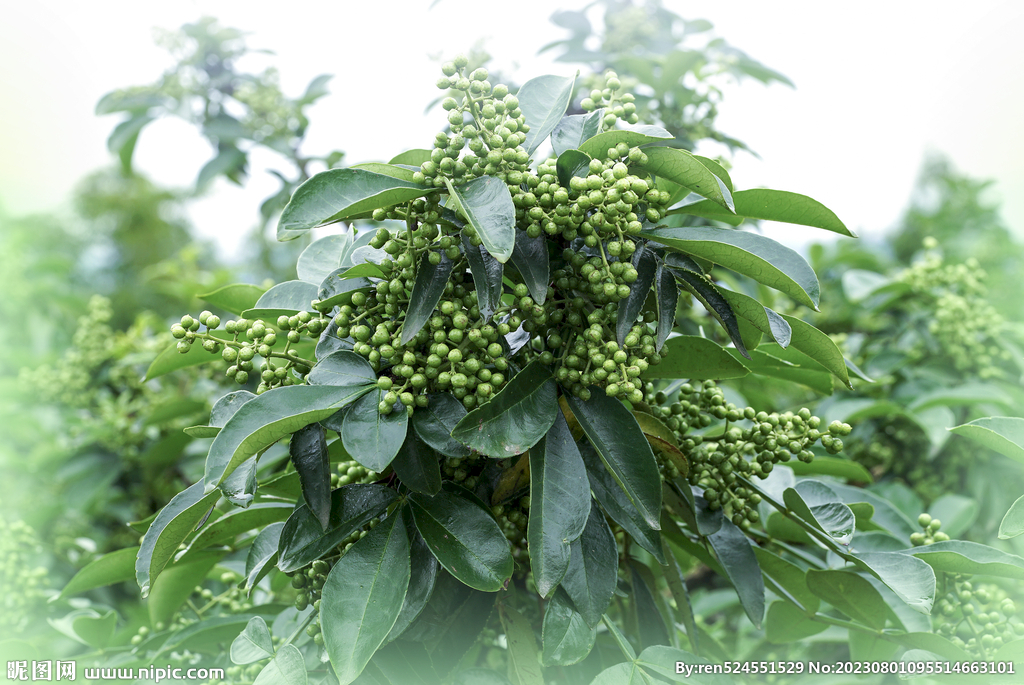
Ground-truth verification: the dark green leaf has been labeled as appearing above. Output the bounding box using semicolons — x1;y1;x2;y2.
806;570;887;629
578;441;664;563
949;416;1024;464
578;124;673;159
341;388;409;472
392;431;442;496
528;412;591;597
725;348;833;395
316;319;354;361
551;110;604;157
641;335;749;380
661;535;700;654
253;644;307;685
718;289;792;347
278;485;398;573
373;640;439;685
410;484;513;592
278;168;432;240
707;519;764;628
244;522;283;595
675;269;748;357
321;513;410;685
401;251;454;345
206;384;370;487
555;149;592;188
444;176;516;263
184;502;293;556
669;189;853;237
616;245;658;347
783;480;856;546
1000;495;1024;539
308;350;376;388
636;645;731;685
316;271;374;311
198;283;266;315
499;603;544;685
643;226;820;309
59;547;139;599
561;500;617;627
245;280;319;319
902;541;1024;579
780;315;852;388
518;73;577;156
752;547;818;613
763;601;826;643
636;146;734;212
297;233;352;284
411;394;471;458
631;563;670;647
451;360;557;458
387;509;439;642
290;423;332;531
655;264;678;352
230;616;275;665
508;229;551;306
461;231;503;322
541;589;595;666
136;482;220;596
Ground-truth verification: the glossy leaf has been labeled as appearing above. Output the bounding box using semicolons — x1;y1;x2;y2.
636;146;734;212
246;280;319;319
410;484;513;592
541;589;595;666
631;563;671;647
401;251;454;344
670;189;853;237
461;231;503;322
555;149;591;188
661;536;700;654
780;314;852;388
499;603;544;685
277;485;398;573
206;384;370;487
560;503;616;629
386;509;439;642
316;271;373;311
675;269;748;357
616;245;658;347
198;284;266;315
341;388;409;472
297;233;350;284
136;482;220;597
693;155;735;192
764;601;826;643
321;513;410;685
902;540;1024;579
278;168;431;240
806;570;887;629
707;519;764;628
59;547;139;599
252;644;306;685
633;412;688;478
184;502;293;555
391;431;442;496
290;423;332;531
1000;495;1024;539
411;394;471;458
350;162;418;182
641;335;749;380
783;480;856;546
853;551;935;614
444;176;515;263
316;319;355;361
928;494;978;539
508;229;550;305
551;110;604;157
565;392;661;528
145;329;234;381
244;522;283;595
718;289;792;347
654;264;678;352
786;456;873;482
230;616;275;665
450;360;557;458
308;350;376;388
578;123;673;159
518;73;577;156
643;226;820;309
528;412;591;597
949;416;1024;465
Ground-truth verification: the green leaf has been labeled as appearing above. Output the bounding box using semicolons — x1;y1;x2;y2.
230;616;275;665
136;482;220;596
184;502;293;556
253;643;307;685
928;494;978;539
322;512;410;685
290;423;332;531
949;416;1024;464
401;251;454;345
643;226;820;309
245;280;319;319
780;315;852;388
718;288;792;347
452;669;515;685
148;550;225;627
671;189;853;237
199;284;267;316
999;494;1024;539
636;645;731;685
391;431;442;496
244;522;283;595
565;392;661;528
588;663;649;685
636;146;734;212
806;569;887;629
373;640;440;685
541;589;595;666
674;269;748;357
902;540;1024;579
50;609;118;649
641;335;749;380
508;229;550;305
277;485;398;573
145;329;234;381
277;168;432;240
561;500;617;627
308;350;376;388
411;394;471;458
661;534;700;654
601;615;637;660
852;551;935;614
785;456;873;482
410;484;513;592
350;162;418;182
297;233;351;284
578;441;663;563
551;110;603;157
499;602;545;685
528;412;591;597
578;123;673;159
654;264;678;352
518;73;577;156
783;480;856;546
461;231;503;322
196;147;247;191
59;547;139;599
555;149;592;188
341;388;409;472
316;271;374;311
444;176;516;264
763;601;826;643
386;509;439;642
107;114;152;173
206;384;370;487
451;360;558;458
693;156;735;192
752;547;819;612
616;246;658;347
707;520;764;628
389;149;432;166
630;563;670;647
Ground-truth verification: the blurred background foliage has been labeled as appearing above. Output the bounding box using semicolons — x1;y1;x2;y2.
1;0;1022;675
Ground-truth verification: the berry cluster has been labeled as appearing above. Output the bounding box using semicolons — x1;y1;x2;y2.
0;518;48;631
934;577;1023;658
910;513;951;546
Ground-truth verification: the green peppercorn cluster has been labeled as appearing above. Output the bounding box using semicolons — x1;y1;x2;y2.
579;71;640;127
934;577;1023;658
910;513;951;546
442;453;483;490
329;459;377;489
491;496;531;550
646;381;850;528
0;518;49;631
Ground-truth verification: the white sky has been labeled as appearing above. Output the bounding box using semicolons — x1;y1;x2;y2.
2;1;1023;259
